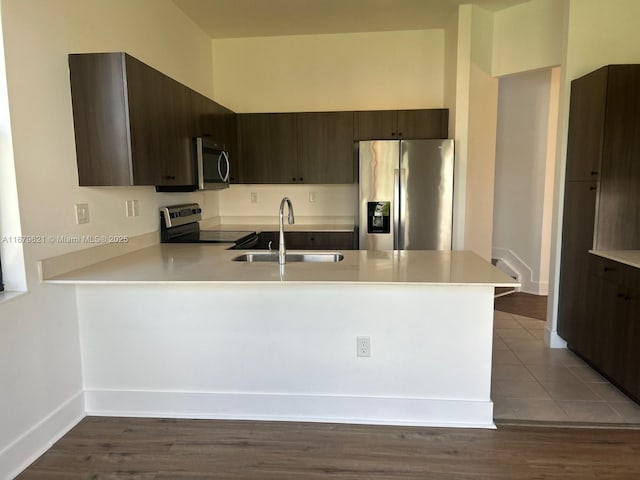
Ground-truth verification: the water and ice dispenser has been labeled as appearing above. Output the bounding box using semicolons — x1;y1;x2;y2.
367;201;390;234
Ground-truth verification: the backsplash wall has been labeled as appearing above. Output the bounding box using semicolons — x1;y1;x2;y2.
217;184;358;219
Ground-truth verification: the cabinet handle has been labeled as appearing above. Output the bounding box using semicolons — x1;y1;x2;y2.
589;186;597;191
590;171;598;176
604;267;616;272
292;177;297;182
163;175;176;180
398;132;403;137
391;132;396;136
299;177;304;182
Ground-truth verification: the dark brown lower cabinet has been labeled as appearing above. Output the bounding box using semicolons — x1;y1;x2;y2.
256;231;356;250
577;256;640;403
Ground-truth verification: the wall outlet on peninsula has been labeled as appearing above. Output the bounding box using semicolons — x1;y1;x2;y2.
356;336;371;357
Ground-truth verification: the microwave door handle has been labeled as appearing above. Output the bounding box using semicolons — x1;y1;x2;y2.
196;138;204;190
221;151;230;182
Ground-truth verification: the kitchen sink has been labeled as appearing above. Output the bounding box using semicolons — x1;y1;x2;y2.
232;252;344;263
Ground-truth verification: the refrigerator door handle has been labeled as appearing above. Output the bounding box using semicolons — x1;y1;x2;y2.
393;168;401;249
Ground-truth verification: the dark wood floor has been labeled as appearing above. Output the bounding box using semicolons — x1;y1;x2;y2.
17;417;640;479
494;292;548;321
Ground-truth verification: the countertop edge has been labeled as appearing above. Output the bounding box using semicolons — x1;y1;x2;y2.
589;250;640;269
45;279;518;287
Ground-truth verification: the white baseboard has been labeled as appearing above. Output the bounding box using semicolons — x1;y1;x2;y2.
1;391;85;480
85;390;496;429
492;247;548;295
545;326;568;349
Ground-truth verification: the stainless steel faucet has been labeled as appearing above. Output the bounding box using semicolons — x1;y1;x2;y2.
278;197;295;265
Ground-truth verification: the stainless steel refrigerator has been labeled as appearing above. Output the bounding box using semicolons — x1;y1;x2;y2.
358;139;454;250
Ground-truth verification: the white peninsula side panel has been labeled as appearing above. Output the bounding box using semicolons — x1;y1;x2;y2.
77;282;495;428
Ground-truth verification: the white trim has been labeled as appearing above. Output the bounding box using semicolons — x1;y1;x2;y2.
85;390;496;430
544;325;567;349
0;391;85;480
492;247;549;295
0;290;27;305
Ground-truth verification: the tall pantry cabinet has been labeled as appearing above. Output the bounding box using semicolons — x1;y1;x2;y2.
558;65;640;401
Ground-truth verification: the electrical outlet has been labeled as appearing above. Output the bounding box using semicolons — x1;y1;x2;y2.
309;191;316;203
356;336;371;357
250;192;258;203
75;203;89;224
125;199;139;217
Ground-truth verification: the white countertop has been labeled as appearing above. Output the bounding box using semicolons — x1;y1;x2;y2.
43;244;519;286
589;250;640;269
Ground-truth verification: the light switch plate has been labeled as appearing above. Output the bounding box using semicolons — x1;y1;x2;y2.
75;203;89;224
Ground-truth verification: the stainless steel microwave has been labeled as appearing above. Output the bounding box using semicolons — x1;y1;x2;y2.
196;137;230;190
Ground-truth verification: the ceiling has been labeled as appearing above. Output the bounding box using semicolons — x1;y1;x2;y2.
173;0;531;39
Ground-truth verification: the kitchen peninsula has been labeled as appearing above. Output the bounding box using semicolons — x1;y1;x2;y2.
43;244;517;428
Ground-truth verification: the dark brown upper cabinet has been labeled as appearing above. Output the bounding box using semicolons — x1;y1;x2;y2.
296;112;355;184
191;91;238;181
70;53;195;186
237;113;298;183
594;65;640;250
354;109;448;140
237;112;355;184
564;68;607;183
69;52;236;188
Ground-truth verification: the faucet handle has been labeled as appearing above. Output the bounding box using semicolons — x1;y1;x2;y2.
268;240;273;252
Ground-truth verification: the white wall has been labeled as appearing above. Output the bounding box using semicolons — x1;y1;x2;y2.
492;68;558;294
0;0;217;477
77;283;496;428
212;29;445;220
212;30;445;113
453;5;499;260
492;0;564;77
218;184;357;219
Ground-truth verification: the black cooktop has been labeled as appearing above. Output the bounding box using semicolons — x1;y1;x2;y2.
198;230;257;243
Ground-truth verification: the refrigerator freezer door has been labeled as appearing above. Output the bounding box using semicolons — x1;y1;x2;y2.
358;140;399;250
399;139;454;250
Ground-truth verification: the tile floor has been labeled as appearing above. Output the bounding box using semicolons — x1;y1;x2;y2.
492;310;640;424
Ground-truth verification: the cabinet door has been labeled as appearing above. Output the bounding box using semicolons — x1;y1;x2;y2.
589;271;625;380
354;111;397;140
308;232;355;250
557;181;598;348
238;113;297;183
125;55;164;185
622;284;640;400
256;231;355;250
69;53;132;186
191;91;215;138
596;65;640;250
296;112;355;183
397;109;448;139
126;56;194;186
161;78;194;186
565;68;607;182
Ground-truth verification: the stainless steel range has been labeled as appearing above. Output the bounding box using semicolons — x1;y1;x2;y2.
160;203;258;249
